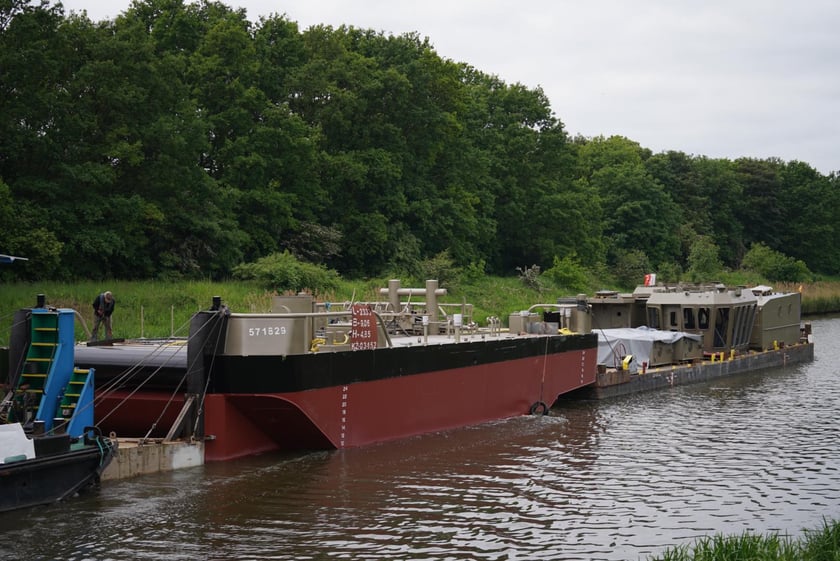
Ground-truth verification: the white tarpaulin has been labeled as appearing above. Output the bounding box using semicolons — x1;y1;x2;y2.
596;327;702;371
0;423;36;462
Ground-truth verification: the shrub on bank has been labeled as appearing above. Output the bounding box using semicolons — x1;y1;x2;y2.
232;251;340;294
650;519;840;561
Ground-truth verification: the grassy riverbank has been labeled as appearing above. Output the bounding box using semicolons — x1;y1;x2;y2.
650;519;840;561
0;276;547;346
1;277;839;347
779;281;840;315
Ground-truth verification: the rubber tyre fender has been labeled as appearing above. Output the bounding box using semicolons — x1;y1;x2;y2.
529;401;549;416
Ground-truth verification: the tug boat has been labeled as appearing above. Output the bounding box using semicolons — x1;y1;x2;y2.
0;423;115;513
1;301;116;512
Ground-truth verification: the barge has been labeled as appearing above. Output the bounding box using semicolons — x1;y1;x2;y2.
573;282;814;399
70;280;598;461
5;280;814;469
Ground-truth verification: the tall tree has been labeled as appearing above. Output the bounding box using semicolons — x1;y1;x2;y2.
578;137;680;268
0;0;68;277
690;157;743;267
777;161;840;274
648;153;744;267
734;158;785;253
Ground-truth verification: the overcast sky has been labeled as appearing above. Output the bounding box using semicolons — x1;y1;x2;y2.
59;0;840;175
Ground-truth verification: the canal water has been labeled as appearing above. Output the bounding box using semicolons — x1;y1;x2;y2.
2;316;838;561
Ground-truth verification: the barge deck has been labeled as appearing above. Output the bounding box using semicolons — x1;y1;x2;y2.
578;340;814;400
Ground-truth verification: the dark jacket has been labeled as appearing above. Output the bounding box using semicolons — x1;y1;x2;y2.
92;293;115;317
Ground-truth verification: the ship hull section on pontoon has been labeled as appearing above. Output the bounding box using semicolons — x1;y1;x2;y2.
204;343;596;460
92;335;597;460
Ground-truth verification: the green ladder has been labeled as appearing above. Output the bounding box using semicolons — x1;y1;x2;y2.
13;314;59;422
54;368;91;430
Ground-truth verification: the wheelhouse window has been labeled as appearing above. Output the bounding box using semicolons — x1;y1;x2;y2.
647;307;661;329
714;308;730;348
732;306;745;347
698;307;710;330
683;308;696;329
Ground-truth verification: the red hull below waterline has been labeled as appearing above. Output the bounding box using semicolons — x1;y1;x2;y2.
94;347;596;461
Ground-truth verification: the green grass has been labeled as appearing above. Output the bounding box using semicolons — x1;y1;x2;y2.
2;277;839;347
0;280;274;345
650;519;840;561
777;281;840;315
0;276;553;346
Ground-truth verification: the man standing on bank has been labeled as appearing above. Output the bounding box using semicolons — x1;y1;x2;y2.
91;290;115;341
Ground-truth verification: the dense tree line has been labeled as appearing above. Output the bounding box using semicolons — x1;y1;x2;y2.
2;0;838;283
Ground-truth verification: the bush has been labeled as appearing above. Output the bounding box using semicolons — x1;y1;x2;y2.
516;264;543;291
655;261;683;285
613;249;651;289
417;250;462;289
686;236;723;283
543;255;589;293
461;259;487;284
232;251;340;294
742;243;813;283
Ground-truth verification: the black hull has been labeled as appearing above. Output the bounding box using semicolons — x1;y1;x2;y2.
78;333;598;394
211;332;597;393
0;444;116;513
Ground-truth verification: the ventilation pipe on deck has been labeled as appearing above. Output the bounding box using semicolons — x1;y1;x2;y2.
380;279;447;324
426;279;439;324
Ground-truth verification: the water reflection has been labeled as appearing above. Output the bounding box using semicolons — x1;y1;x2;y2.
1;316;838;561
